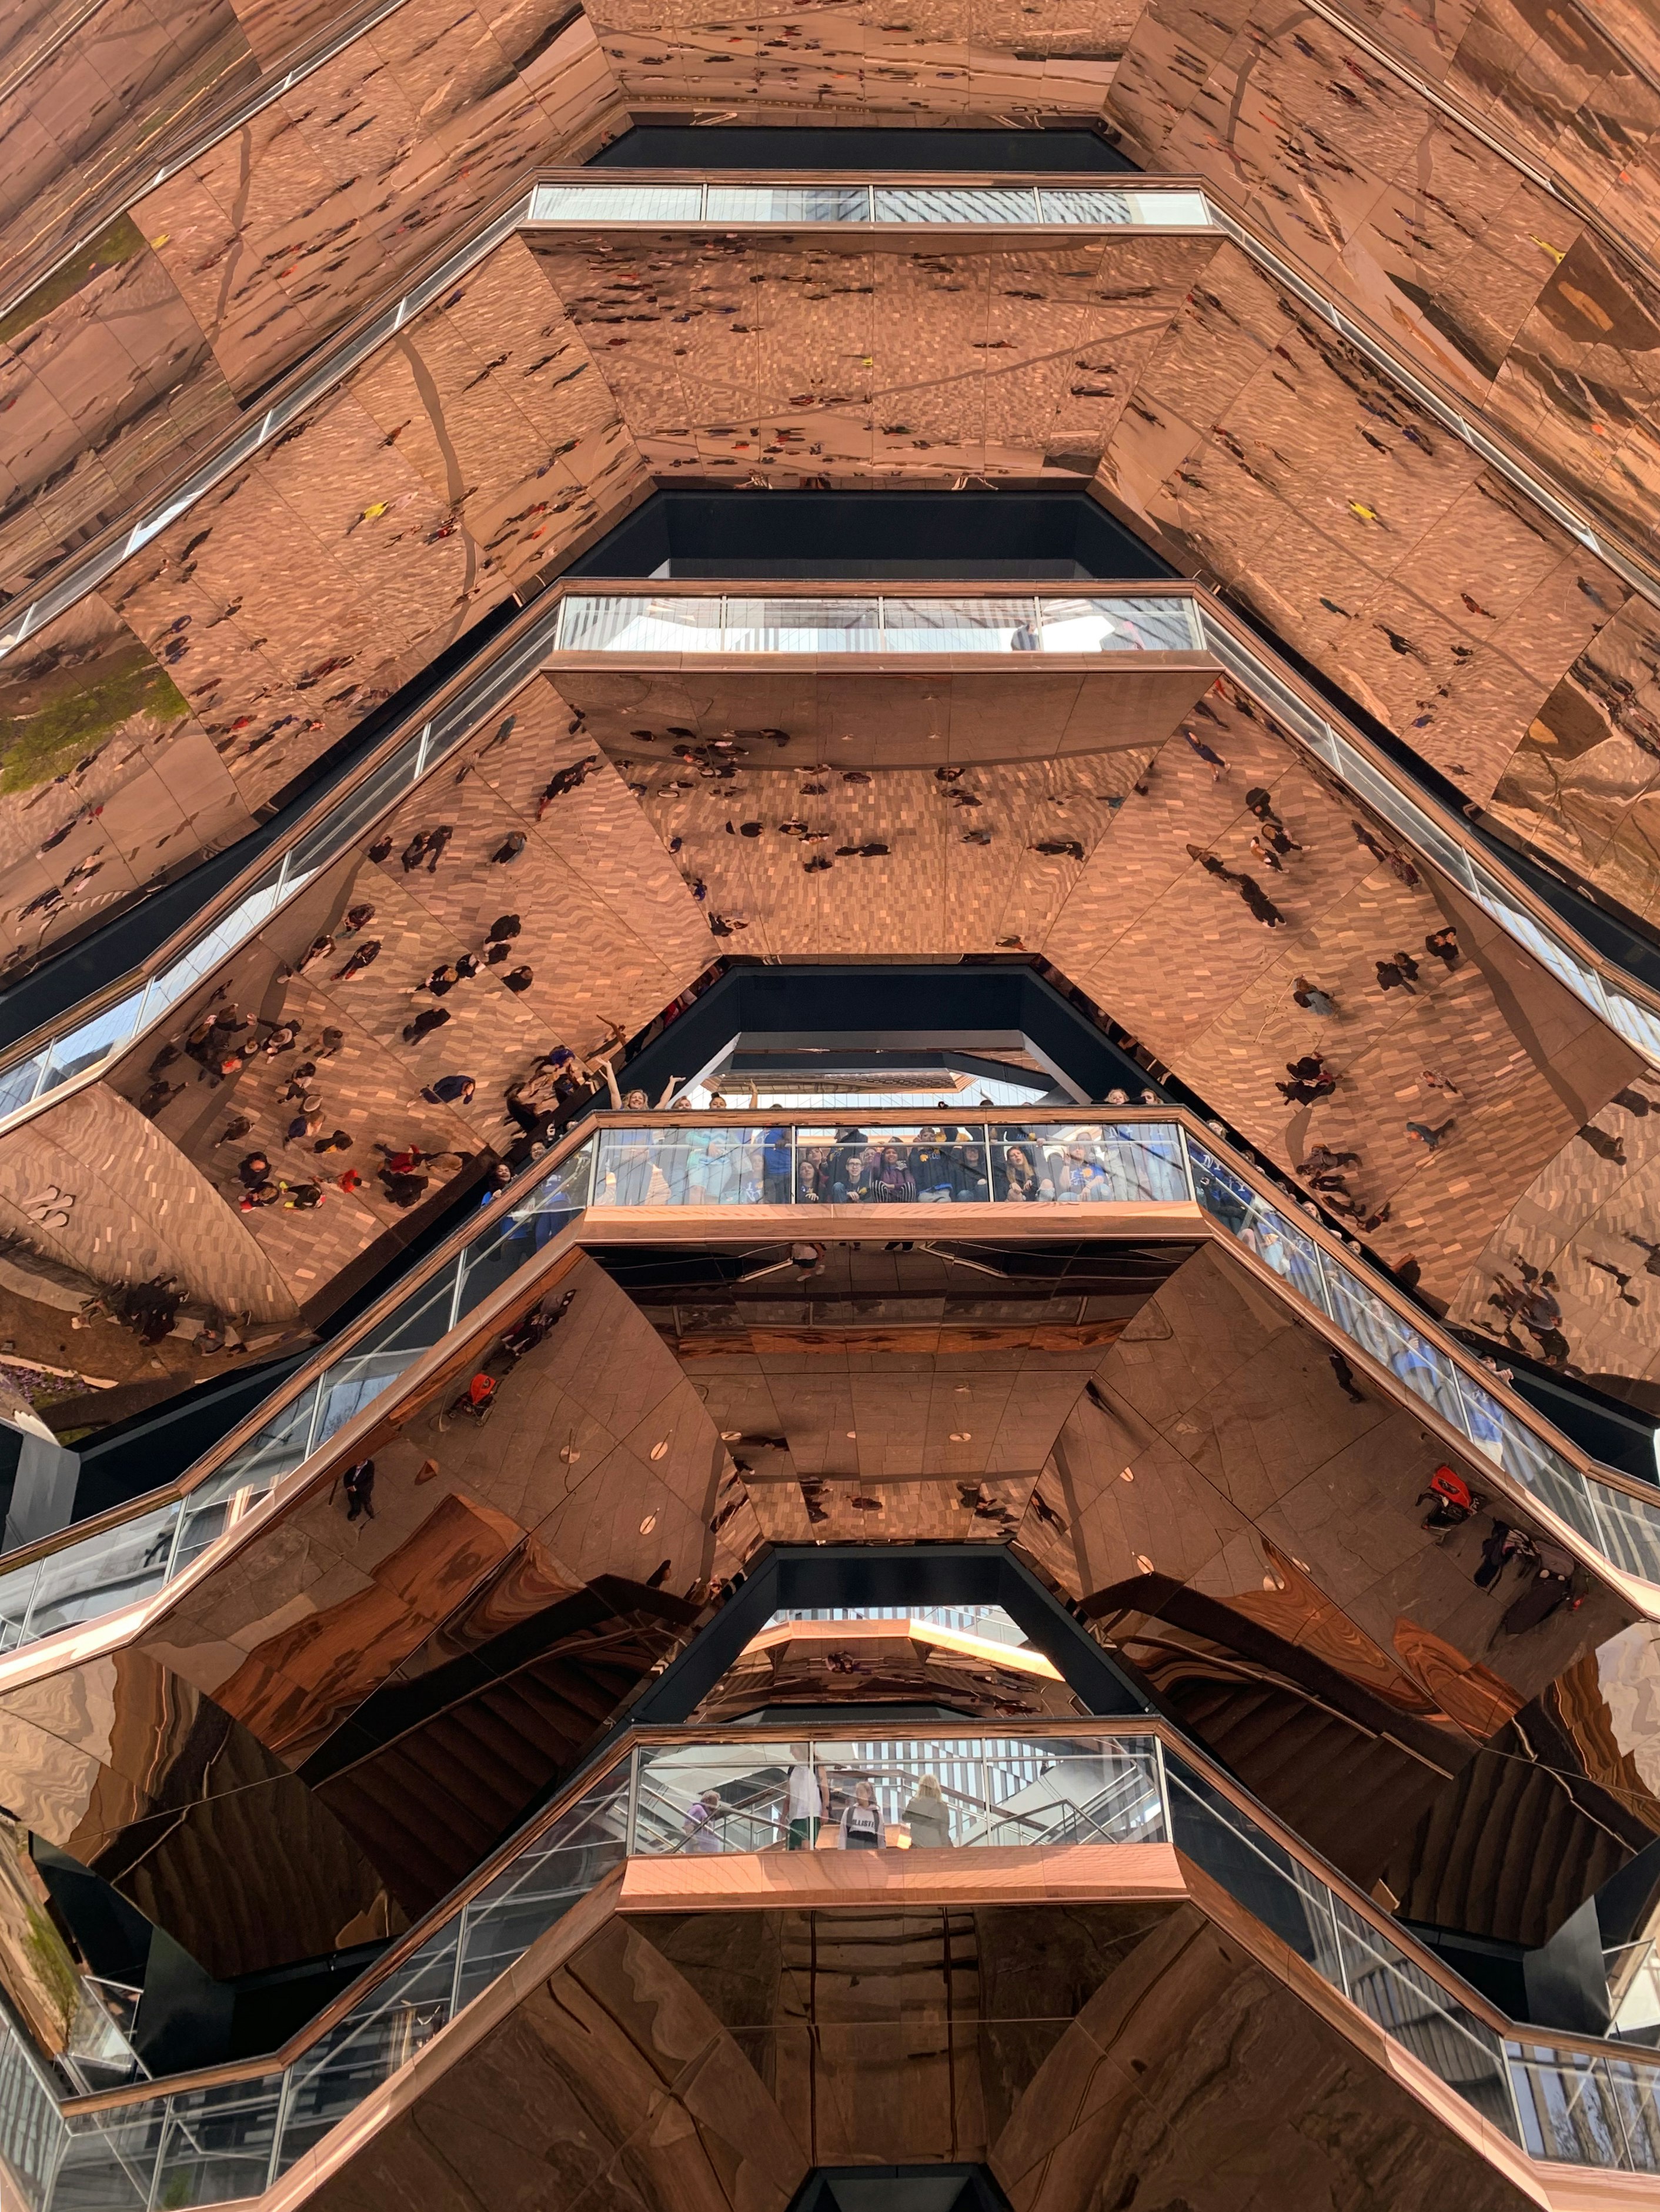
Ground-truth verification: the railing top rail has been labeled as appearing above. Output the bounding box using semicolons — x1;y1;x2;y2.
52;1711;1660;2122
2;1096;1656;1618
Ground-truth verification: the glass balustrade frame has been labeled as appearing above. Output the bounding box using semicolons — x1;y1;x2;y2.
24;1716;1660;2208
1;569;1655;1169
547;589;1203;657
1;1105;1657;1705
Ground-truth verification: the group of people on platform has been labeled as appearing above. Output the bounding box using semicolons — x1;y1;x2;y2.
593;1121;1177;1208
679;1752;954;1855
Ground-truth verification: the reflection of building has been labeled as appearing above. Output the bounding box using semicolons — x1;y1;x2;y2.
5;15;1660;2208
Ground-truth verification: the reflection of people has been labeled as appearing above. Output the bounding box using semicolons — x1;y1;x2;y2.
786;1747;824;1850
682;1791;723;1855
839;1780;885;1850
903;1774;953;1850
343;1459;376;1522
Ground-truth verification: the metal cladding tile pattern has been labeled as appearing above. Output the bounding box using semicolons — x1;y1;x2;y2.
1058;1244;1627;1724
1446;1071;1660;1390
1105;0;1660;553
0;0;260;276
6;213;1660;978
141;0;618;389
0;0;618;611
584;0;1136;117
0;592;256;984
523;229;1218;484
289;1897;1535;2212
0;1078;298;1319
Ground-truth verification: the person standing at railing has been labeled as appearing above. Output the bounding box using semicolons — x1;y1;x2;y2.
903;1775;953;1850
786;1747;825;1850
681;1791;723;1855
839;1780;886;1850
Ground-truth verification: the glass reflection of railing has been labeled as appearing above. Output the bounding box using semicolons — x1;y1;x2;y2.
4;1107;1660;1680
0;1141;596;1659
551;592;1202;657
0;598;563;1138
25;1722;1660;2207
1197;608;1660;1068
527;181;1214;228
580;1113;1660;1578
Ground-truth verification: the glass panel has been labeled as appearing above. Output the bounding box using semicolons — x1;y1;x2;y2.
41;994;145;1088
472;1770;632;1907
453;1159;591;1315
633;1742;796;1855
1330;1896;1514;2135
1035;188;1135;225
722;598;881;653
1188;1141;1325;1307
704;185;870;223
973;1735;1165;1847
1604;2057;1660;2170
1450;1369;1508;1462
879;597;1036;651
1489;1412;1606;1551
24;1504;180;1640
990;1122;1186;1205
0;1054;45;1121
557;594;725;654
872;186;1041;223
1588;1482;1660;1586
0;1559;41;1653
276;1936;458;2174
1164;1755;1345;1980
210;1378;320;1496
51;2106;162;2210
1602;990;1660;1066
1509;2044;1635;2166
633;1734;1161;1857
1125;188;1211;226
1038;596;1197;653
593;1124;767;1207
532;183;703;222
1320;1260;1467;1427
0;2019;65;2204
152;2076;283;2207
791;1125;989;1204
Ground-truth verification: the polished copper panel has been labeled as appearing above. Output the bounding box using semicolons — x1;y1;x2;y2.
283;1884;1538;2212
692;1615;1087;1722
0;1206;1643;1976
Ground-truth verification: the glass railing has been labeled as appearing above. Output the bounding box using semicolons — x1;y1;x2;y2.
0;1142;594;1657
0;574;1654;1211
0;178;1214;664
528;180;1213;228
22;1720;1660;2204
1196;610;1660;1067
1;1107;1659;1677
552;590;1201;656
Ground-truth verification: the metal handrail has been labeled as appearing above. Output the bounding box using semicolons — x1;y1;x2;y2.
2;166;1655;645
0;563;1656;1158
25;1716;1660;2197
0;1103;1656;1699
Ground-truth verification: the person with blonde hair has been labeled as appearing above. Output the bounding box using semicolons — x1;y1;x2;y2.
903;1773;953;1850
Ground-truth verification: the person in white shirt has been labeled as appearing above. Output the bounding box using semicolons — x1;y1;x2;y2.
839;1780;885;1852
786;1746;824;1850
